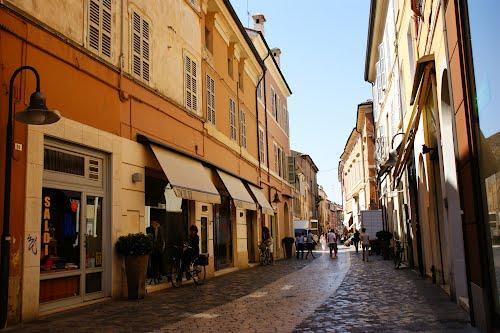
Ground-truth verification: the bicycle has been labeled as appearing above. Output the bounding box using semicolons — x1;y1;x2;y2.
394;239;404;269
168;242;207;287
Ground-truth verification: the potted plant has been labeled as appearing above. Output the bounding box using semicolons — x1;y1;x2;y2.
115;233;153;299
376;230;393;260
282;237;295;259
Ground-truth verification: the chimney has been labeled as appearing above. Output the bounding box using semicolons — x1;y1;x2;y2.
252;14;266;35
271;48;281;66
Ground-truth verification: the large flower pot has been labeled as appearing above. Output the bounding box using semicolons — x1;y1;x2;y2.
124;255;149;299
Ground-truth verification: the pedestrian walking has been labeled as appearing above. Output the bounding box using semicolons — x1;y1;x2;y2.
353;229;360;253
295;233;305;259
327;229;338;259
320;233;327;251
360;228;370;261
305;231;315;259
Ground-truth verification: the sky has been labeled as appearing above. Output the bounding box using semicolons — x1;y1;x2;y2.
230;0;372;203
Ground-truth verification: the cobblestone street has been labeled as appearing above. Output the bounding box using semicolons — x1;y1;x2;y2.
9;248;476;333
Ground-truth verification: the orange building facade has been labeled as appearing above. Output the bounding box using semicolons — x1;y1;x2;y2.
0;0;293;325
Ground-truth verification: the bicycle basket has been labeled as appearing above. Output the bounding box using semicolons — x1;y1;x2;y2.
196;253;209;266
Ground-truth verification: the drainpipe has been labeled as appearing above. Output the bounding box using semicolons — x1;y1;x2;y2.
256;52;271;184
118;0;127;102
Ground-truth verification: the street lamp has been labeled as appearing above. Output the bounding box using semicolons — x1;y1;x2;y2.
0;66;60;328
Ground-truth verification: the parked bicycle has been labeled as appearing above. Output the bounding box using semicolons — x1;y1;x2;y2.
168;242;208;287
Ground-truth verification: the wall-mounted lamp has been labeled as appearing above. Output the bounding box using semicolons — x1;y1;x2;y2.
422;144;438;160
132;172;143;183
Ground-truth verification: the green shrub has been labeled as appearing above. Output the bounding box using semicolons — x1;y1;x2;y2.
115;233;153;256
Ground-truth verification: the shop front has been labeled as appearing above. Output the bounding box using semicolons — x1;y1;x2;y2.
213;170;257;270
144;143;221;285
39;139;110;312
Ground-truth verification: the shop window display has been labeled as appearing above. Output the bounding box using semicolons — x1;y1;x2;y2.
41;188;81;273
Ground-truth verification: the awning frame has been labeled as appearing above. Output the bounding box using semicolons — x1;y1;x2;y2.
216;170;257;211
392;56;435;185
248;184;275;215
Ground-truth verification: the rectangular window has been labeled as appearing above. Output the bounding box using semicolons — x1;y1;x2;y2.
88;0;112;58
206;75;215;124
277;147;283;177
239;109;247;148
378;42;386;90
257;81;263;100
131;11;150;82
271;88;278;119
185;55;198;113
273;143;279;172
229;99;237;140
258;127;265;163
284;105;289;135
238;62;244;91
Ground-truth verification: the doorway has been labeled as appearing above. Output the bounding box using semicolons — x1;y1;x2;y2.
214;196;233;270
246;211;256;263
40;141;109;311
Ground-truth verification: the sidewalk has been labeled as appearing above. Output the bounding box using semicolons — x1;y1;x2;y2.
8;257;318;332
294;251;477;333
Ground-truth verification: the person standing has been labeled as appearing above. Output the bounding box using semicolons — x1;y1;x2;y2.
353;229;360;253
327;229;337;259
305;231;315;259
295;233;305;259
360;228;370;262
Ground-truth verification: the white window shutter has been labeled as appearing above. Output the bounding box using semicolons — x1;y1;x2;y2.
88;0;112;58
88;0;100;52
206;75;215;124
131;12;149;82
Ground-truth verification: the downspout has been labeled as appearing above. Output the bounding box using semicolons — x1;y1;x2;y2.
118;0;127;102
256;52;271;184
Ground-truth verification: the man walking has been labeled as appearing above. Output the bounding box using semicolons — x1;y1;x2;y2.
360;228;370;262
305;231;315;259
295;233;305;259
353;229;360;253
327;229;338;259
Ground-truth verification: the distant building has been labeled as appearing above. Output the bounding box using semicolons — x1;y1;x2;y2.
339;101;378;232
291;150;319;234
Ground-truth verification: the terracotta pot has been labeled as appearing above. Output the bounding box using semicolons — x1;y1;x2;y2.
124;255;148;299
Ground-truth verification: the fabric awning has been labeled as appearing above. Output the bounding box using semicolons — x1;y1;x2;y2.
344;213;353;228
216;170;257;210
248;184;274;215
150;144;221;204
392;57;435;184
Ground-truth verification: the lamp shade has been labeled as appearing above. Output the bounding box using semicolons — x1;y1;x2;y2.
15;91;60;125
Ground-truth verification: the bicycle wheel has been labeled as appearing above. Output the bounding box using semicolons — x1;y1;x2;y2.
171;260;182;288
191;264;201;285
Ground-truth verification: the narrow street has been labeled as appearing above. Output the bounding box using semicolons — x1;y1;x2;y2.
10;247;474;333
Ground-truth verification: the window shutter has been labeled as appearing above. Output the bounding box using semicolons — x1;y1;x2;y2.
229;99;236;140
287;156;295;184
88;0;112;58
258;128;265;163
88;0;100;52
131;12;149;82
379;43;386;89
185;56;198;112
101;0;112;57
239;110;246;148
142;19;150;81
206;75;215;124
